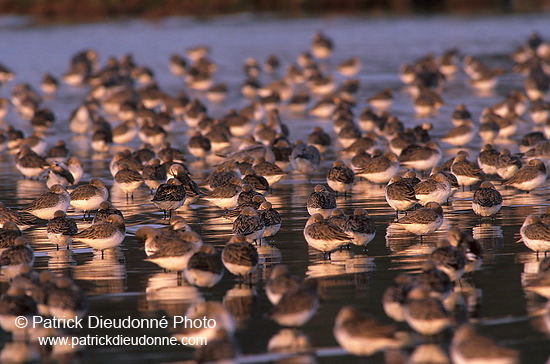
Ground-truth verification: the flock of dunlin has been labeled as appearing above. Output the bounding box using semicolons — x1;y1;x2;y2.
0;24;549;363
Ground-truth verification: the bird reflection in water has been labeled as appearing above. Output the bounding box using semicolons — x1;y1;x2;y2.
71;247;127;295
140;271;201;317
223;283;258;330
267;329;315;364
47;248;77;272
306;248;375;280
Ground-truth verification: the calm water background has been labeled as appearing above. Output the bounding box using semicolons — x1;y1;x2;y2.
0;12;550;363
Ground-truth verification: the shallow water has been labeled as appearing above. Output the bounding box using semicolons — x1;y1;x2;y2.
0;12;550;363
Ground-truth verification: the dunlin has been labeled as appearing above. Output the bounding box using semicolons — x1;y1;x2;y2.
0;201;35;227
46;210;78;250
232;206;265;244
187;130;211;159
519;214;550;255
91;119;113;152
258;201;282;239
114;163;144;200
136;224;195;257
529;99;550;124
399;141;442;173
343;133;378;156
203;177;242;210
242;169;269;194
306;185;337;218
397;201;444;237
414;172;452;206
441;120;475;147
350;148;372;173
385;175;418;216
72;214;125;253
334;305;407;356
0;222;21;250
184;244;224;288
237;184;261;206
304;213;351;256
11;269;53;317
430;239;466;281
146;231;202;273
447;228;483;273
161;215;194;234
367;88;393;112
110;150;143;178
141;158;167;193
68;101;96;134
523;140;550;165
223;110;255;138
183;98;208;128
0;286;38;340
477;144;500;175
6;126;24;152
138;119;167;147
288;90;310;114
224;195;265;221
158;142;186;164
267;278;319;327
47;277;89;319
472;181;502;217
66;156;84;185
337;122;361;149
404;287;451;336
200;165;238;192
345;208;376;247
92;200;124;224
112;119;138;145
263;54;280;74
265;265;302;305
496;149;522;180
311;31;333;59
70;178;108;219
417;260;453;299
519;132;546;153
271;136;293;168
413;87;444;116
503;158;547;192
469;66;505;93
337;56;361;77
222;234;259;279
307;126;332;153
355;150;400;184
289;141;321;175
22;184;70;220
327;208;348;232
451;151;484;189
31;108;55;130
46;161;74;189
152;178;187;218
451;324;519;364
326;160;355;194
15;144;49;179
0;237;34;278
167;163;201;205
540;206;550;225
133;144;156;165
402;170;421;188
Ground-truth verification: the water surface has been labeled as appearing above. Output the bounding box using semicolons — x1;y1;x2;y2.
0;12;549;363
